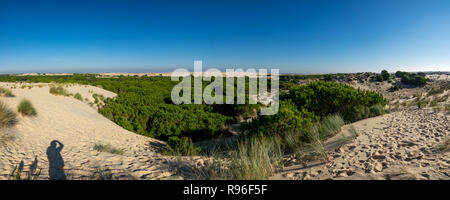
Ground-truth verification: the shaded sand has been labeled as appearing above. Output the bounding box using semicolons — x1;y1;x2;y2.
0;83;188;180
276;108;450;180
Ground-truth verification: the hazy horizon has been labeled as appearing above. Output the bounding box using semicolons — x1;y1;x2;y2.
1;0;450;74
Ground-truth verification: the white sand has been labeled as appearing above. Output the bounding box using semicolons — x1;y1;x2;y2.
0;83;184;180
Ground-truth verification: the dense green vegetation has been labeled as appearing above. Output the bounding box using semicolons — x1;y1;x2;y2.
0;74;387;165
0;100;17;128
381;70;390;81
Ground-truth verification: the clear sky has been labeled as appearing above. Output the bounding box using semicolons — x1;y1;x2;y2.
1;0;450;74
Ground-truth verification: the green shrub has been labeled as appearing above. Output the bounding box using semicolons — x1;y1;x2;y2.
427;87;445;96
162;136;201;156
74;93;83;101
399;72;427;86
203;114;343;179
0;87;14;97
381;70;390;81
0;100;17;128
395;71;405;78
17;99;37;116
389;85;402;92
203;135;282;180
93;144;124;155
283;81;386;122
430;99;438;107
49;86;70;96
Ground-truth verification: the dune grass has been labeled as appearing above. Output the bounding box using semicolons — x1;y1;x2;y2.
162;136;201;156
199;114;345;180
0;100;17;147
49;86;70;96
17;99;37;116
93;144;124;155
0;87;14;97
434;138;450;152
445;104;450;112
0;100;17;128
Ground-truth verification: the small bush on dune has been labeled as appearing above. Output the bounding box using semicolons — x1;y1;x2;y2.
427;87;445;96
0;100;17;128
416;99;428;109
74;93;83;101
283;81;386;122
49;86;70;96
17;99;37;116
162;136;201;156
93;144;124;155
0;87;14;97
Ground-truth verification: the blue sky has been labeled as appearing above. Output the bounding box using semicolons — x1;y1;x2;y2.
1;0;450;74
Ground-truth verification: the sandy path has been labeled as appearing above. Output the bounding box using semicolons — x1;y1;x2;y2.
0;83;184;180
277;108;450;180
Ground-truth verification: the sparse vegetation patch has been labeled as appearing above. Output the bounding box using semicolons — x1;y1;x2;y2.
0;87;14;97
93;144;124;155
0;100;17;128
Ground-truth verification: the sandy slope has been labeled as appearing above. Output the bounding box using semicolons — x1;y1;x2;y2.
0;83;185;180
276;108;450;180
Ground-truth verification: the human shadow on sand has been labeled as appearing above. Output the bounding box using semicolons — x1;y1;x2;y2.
46;140;66;180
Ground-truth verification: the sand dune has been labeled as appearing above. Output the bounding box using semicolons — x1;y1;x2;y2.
0;83;184;180
277;103;450;180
